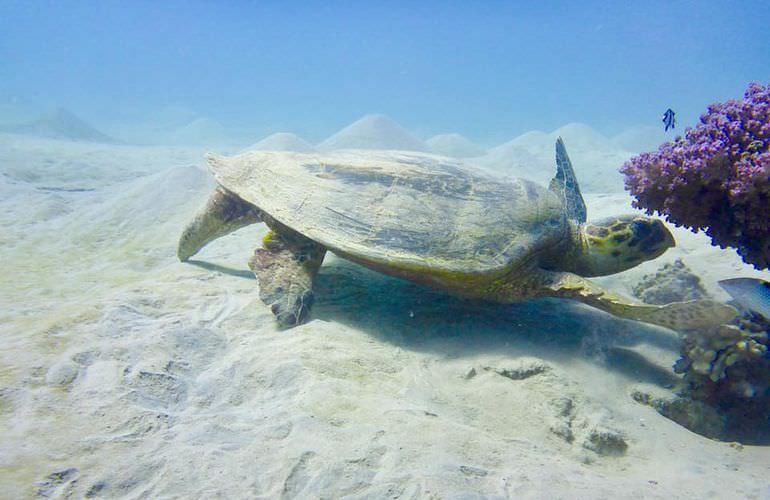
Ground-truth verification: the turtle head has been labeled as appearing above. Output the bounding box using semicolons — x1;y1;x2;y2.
565;214;675;276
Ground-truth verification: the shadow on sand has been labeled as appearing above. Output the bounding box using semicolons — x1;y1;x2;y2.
188;257;770;443
186;256;682;387
311;259;682;387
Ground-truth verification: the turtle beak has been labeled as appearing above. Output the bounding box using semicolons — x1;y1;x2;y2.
650;219;675;251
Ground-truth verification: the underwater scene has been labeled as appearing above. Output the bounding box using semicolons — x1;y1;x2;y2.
2;1;770;498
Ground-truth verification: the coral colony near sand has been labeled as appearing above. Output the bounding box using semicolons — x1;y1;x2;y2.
631;258;709;305
674;312;770;443
621;82;770;440
621;82;770;269
632;260;770;442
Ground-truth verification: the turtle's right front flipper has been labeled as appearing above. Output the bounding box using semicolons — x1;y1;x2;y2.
178;187;263;262
631;300;738;331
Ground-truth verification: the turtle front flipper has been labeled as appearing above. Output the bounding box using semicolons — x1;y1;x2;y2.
634;300;739;331
536;269;737;330
249;224;326;327
178;187;263;261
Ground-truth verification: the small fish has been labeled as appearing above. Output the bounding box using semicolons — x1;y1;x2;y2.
662;108;676;132
718;278;770;319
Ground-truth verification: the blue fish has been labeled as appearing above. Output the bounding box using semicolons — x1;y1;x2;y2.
718;278;770;319
662;108;676;132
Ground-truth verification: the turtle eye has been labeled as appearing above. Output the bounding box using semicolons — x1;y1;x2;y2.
631;220;652;239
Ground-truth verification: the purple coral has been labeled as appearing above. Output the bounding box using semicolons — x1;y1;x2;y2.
621;82;770;269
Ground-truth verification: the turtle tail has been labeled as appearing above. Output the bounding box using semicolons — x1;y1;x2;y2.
177;186;263;261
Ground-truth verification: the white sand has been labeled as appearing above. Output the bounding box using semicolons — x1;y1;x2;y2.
1;131;769;498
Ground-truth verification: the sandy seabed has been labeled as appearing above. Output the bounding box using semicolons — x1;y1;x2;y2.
1;133;769;499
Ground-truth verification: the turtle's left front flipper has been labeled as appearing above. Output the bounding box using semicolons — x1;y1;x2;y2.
178;187;263;261
250;223;326;327
537;269;737;330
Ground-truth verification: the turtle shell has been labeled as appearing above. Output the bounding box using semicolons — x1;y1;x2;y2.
208;150;567;276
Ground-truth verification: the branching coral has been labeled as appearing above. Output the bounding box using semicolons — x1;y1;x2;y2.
674;321;768;384
621;82;770;269
672;313;770;443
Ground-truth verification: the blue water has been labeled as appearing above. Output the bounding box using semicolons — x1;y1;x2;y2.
1;1;769;143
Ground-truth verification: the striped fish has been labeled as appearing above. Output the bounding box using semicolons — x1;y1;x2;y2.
718;278;770;319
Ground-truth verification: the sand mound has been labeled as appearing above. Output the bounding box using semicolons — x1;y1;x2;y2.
1;108;113;143
482;130;553;181
425;133;485;158
555;122;617;151
146;105;202;131
318;114;427;151
0;133;203;188
479;123;630;192
164;118;231;147
243;132;315;152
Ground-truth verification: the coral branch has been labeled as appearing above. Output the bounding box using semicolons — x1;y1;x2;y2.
621;83;770;269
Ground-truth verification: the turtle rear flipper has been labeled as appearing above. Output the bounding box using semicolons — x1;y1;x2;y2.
178;187;263;262
250;225;326;327
537;269;737;330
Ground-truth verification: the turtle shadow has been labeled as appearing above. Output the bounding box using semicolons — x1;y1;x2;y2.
184;256;682;387
312;259;682;387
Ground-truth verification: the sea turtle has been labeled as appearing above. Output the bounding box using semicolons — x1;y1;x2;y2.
177;139;736;329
